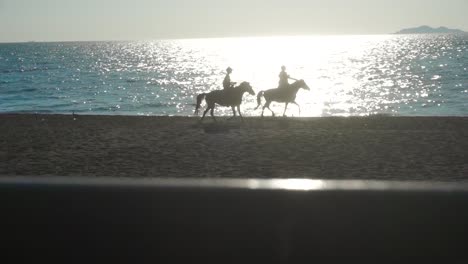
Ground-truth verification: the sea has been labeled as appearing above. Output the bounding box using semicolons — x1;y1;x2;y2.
0;34;467;117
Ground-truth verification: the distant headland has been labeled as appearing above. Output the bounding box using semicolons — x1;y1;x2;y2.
395;25;466;34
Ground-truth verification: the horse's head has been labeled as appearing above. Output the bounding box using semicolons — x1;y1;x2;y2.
297;79;310;91
239;81;256;95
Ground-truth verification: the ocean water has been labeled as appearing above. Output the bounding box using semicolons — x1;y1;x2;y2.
0;34;467;116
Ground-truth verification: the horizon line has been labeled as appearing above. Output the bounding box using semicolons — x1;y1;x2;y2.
2;31;468;44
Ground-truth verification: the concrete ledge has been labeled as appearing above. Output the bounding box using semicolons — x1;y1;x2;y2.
2;177;468;261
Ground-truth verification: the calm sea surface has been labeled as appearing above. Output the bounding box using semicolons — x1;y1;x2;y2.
0;35;467;116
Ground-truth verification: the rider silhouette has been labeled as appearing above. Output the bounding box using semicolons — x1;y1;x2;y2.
278;65;296;89
223;67;236;90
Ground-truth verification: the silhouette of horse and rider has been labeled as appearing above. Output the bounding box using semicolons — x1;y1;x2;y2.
195;66;310;121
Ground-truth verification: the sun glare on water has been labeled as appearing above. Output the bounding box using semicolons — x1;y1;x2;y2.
3;34;462;116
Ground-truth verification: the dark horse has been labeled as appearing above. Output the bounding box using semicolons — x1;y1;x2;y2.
195;82;255;122
255;79;310;117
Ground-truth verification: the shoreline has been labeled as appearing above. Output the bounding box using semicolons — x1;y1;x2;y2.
1;114;467;180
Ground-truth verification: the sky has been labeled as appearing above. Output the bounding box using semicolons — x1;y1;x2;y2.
1;0;467;42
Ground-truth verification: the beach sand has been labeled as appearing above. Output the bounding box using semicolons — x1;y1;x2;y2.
0;114;467;181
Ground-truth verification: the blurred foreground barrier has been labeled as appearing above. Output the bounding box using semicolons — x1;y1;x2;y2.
1;177;468;261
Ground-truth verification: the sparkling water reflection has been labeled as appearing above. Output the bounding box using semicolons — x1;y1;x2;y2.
0;35;467;116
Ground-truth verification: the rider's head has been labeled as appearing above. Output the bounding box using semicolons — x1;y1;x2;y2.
281;65;286;71
226;67;233;73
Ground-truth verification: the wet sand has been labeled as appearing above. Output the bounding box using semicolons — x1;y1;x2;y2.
1;114;467;181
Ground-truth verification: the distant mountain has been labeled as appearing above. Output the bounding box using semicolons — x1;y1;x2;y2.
395;26;466;34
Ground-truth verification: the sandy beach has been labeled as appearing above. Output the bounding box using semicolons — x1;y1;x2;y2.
0;114;467;181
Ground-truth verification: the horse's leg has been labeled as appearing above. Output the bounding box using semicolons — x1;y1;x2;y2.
210;105;217;122
292;101;301;116
265;101;275;117
201;106;210;122
228;106;236;120
261;100;269;117
237;105;244;122
283;103;289;117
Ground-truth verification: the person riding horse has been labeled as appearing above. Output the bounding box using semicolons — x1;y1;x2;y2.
256;79;310;117
195;82;255;122
278;66;297;90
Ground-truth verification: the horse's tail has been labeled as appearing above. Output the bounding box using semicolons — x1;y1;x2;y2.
255;91;265;110
194;93;207;115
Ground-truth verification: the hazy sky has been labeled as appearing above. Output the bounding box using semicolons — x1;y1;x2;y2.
1;0;467;42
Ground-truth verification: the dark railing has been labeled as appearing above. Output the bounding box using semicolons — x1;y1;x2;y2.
2;177;468;261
